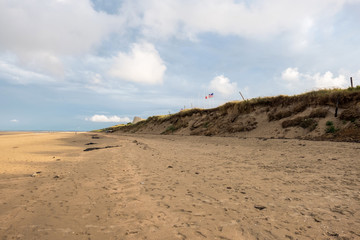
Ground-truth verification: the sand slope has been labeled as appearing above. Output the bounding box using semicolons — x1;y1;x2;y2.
107;90;360;142
0;132;359;239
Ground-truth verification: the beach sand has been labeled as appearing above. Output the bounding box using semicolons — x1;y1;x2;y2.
0;132;359;239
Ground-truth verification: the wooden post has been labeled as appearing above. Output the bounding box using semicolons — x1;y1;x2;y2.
239;91;246;101
335;96;339;117
350;77;353;88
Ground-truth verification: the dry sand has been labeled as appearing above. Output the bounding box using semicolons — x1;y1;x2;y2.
0;132;359;239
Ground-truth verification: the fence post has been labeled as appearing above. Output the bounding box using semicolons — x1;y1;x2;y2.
350;77;353;88
334;96;339;117
239;91;246;101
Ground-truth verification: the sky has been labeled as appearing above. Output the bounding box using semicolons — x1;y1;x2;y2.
1;0;360;131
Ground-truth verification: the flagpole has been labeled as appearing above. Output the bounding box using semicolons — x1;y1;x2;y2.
204;89;206;109
208;95;210;109
212;94;214;108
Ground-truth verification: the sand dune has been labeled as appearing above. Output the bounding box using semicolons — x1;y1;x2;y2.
106;89;360;142
0;132;359;239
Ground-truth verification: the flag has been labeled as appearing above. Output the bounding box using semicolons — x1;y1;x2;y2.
205;93;214;99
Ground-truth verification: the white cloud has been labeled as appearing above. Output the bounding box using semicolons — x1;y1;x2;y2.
125;0;357;40
0;0;123;76
281;67;349;90
281;67;300;85
86;115;131;123
19;52;65;77
81;71;103;85
92;73;103;85
354;71;360;83
0;58;54;84
1;0;358;94
313;71;347;89
108;42;166;84
10;119;19;123
209;75;237;97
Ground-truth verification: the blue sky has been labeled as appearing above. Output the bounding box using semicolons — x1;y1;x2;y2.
1;0;360;131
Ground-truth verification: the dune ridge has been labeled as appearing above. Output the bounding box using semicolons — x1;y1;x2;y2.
102;88;360;142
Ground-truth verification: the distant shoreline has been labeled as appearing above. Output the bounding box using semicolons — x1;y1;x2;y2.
0;131;86;135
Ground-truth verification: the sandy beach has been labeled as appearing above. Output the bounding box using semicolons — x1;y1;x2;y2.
0;132;359;239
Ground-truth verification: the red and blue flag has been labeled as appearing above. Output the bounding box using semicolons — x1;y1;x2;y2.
205;93;214;99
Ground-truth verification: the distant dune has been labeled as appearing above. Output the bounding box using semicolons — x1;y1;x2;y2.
100;87;360;142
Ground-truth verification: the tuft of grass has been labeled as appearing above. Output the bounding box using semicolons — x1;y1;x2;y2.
299;118;317;129
268;102;307;121
347;85;360;91
167;125;176;131
309;108;328;118
326;125;337;133
90;129;103;133
161;125;177;134
282;117;317;131
268;109;293;121
326;121;333;126
325;121;339;133
339;105;360;122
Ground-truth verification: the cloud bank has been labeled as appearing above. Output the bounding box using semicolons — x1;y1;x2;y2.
281;67;348;90
86;115;131;123
127;0;357;40
1;0;358;89
0;57;54;84
0;0;122;76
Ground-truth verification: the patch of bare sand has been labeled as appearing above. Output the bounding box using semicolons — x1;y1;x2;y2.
1;132;359;239
0;132;83;175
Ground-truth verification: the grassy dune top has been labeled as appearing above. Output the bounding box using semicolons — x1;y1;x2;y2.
99;87;360;142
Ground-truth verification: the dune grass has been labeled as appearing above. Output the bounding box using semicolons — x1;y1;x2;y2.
98;87;360;133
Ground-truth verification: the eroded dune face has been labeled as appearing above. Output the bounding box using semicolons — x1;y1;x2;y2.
1;132;359;239
108;90;360;142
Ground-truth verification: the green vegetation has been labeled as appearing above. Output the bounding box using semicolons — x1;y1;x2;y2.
166;125;176;132
326;121;333;126
300;118;317;130
339;105;360;122
96;87;360;134
308;108;328;118
161;125;177;134
347;85;360;91
326;125;337;133
90;129;103;133
280;108;327;131
268;102;307;121
325;121;338;133
282;117;317;131
217;87;360;122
